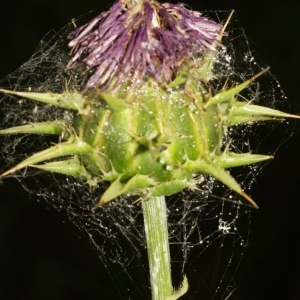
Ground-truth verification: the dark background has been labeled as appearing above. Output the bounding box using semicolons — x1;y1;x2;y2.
0;0;300;299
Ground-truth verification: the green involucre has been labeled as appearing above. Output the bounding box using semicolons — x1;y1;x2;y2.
1;59;298;208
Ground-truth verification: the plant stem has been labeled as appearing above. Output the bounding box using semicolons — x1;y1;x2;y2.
142;196;173;300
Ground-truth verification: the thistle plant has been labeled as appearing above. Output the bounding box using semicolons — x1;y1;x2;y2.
0;0;298;299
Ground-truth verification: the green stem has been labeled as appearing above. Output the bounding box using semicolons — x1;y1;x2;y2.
142;196;173;299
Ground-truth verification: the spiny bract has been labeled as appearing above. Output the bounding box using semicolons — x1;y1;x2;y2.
0;1;298;208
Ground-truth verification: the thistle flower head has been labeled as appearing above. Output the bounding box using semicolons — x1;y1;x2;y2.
2;5;299;210
66;0;221;90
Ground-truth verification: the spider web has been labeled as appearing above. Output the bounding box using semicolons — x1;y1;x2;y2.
0;10;294;300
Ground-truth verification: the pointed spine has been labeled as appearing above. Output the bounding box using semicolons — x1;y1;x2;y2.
0;121;65;135
0;89;86;112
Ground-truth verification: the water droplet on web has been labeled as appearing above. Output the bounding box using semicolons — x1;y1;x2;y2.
159;157;166;164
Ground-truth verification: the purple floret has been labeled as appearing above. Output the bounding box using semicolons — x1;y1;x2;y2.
67;0;221;90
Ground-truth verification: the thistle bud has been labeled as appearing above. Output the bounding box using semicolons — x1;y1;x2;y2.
1;0;299;209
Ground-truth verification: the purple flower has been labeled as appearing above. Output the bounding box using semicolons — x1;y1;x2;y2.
67;0;222;90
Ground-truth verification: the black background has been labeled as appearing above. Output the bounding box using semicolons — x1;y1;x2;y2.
1;0;300;299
